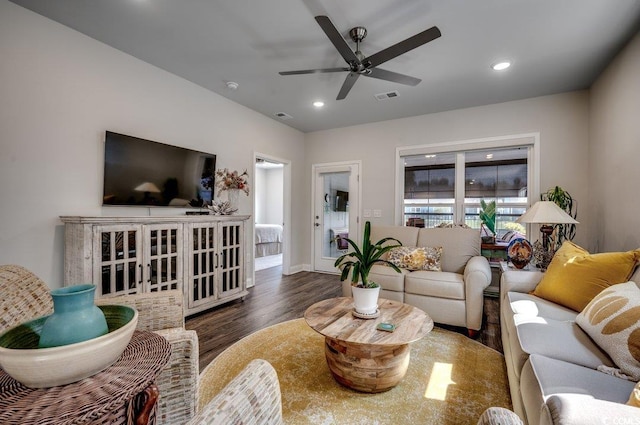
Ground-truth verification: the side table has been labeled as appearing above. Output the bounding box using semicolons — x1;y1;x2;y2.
0;330;171;425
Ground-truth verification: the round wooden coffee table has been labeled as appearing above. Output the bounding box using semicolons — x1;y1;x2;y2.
304;297;433;393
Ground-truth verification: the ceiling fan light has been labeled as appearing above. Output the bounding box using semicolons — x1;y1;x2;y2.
491;61;511;71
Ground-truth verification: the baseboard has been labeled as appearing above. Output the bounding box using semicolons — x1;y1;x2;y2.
285;263;310;275
246;277;254;288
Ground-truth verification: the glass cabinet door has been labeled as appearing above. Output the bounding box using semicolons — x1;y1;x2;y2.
144;223;182;293
188;223;218;309
95;224;142;297
218;221;244;299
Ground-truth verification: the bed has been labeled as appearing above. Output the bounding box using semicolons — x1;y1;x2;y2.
255;224;283;258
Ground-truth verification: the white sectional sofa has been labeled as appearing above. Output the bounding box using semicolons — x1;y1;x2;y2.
342;225;491;336
501;266;640;424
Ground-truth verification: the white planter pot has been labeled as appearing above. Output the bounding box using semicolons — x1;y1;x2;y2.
351;285;380;314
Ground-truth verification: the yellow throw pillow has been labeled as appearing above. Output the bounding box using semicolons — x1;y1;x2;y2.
532;241;640;312
628;381;640;407
576;281;640;381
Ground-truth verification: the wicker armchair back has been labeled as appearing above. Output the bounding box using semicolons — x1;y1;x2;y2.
0;265;53;333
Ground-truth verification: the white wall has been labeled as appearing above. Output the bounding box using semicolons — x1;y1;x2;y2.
255;167;283;225
305;92;591;249
0;1;305;287
589;31;640;252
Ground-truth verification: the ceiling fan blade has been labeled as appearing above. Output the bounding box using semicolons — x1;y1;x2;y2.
364;68;421;86
279;67;349;76
337;72;359;100
315;16;360;65
364;26;441;69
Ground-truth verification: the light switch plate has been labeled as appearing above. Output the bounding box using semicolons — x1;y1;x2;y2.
373;209;382;218
363;209;372;217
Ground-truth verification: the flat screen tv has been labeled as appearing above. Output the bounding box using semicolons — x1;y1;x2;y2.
103;131;216;207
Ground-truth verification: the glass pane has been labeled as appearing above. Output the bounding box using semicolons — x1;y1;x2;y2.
128;262;137;290
465;148;527;201
321;171;350;258
115;232;124;259
403;153;456;227
101;265;111;295
404;153;456;200
101;233;111;262
127;231;137;258
115;263;124;292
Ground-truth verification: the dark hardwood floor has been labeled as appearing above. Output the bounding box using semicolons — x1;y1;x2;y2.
186;266;502;372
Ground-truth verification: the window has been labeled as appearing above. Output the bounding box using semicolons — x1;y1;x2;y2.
399;135;538;238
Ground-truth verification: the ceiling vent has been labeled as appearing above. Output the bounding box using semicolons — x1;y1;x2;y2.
374;90;400;101
274;112;293;120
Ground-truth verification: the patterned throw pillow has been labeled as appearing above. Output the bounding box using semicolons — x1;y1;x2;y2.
387;246;443;271
576;281;640;381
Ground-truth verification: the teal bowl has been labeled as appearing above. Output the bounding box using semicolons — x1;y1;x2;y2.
0;305;138;388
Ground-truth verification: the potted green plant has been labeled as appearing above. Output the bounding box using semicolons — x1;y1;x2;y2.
479;199;497;243
541;186;577;245
334;221;402;315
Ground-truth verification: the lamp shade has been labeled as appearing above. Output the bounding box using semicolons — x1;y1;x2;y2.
134;182;161;193
516;201;578;225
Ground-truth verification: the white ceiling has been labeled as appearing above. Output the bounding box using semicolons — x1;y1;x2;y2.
9;0;640;133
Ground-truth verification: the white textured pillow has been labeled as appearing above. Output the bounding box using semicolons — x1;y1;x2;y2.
576;281;640;380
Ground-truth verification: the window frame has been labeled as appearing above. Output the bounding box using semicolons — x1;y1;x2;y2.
395;133;540;230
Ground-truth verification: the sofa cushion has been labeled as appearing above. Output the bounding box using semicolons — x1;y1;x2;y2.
507;292;578;322
368;264;409;292
405;271;464;299
514;315;613;370
526;354;636;404
532;241;640;312
369;225;419;254
521;354;636;425
387;246;442;271
576;281;640;380
416;228;480;274
502;291;584;379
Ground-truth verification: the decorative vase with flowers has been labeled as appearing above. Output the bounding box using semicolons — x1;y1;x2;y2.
215;168;249;211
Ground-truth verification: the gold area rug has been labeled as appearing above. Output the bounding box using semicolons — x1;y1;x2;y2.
198;318;511;425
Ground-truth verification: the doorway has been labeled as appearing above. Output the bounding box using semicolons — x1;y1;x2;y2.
253;153;291;285
312;162;361;273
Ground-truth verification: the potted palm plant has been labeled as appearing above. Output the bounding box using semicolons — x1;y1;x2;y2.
334;221;402;315
479;199;497;243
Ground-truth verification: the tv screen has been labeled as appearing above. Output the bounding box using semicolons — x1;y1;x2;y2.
335;190;349;212
103;131;216;207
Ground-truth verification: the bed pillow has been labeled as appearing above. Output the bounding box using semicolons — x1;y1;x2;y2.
387;246;443;271
531;241;640;312
576;281;640;381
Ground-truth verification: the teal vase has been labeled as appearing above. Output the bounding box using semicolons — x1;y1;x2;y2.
38;284;109;348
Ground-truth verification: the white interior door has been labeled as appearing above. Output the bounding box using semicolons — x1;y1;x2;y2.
313;162;360;273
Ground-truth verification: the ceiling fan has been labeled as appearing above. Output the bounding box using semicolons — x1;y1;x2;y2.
279;15;441;100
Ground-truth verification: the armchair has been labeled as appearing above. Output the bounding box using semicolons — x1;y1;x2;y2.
0;265;199;425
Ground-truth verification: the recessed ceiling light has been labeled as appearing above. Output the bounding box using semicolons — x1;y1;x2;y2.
425;154;436;158
486;153;494;159
313;101;325;108
491;61;511;71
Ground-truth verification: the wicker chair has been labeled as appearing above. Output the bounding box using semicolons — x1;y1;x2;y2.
0;265;199;425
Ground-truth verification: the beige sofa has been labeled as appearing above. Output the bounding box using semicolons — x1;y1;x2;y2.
501;267;640;425
342;225;491;336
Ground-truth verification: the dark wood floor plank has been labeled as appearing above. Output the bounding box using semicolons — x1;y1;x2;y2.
186;266;502;371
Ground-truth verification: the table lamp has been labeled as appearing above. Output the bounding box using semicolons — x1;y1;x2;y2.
134;182;161;204
516;201;578;267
